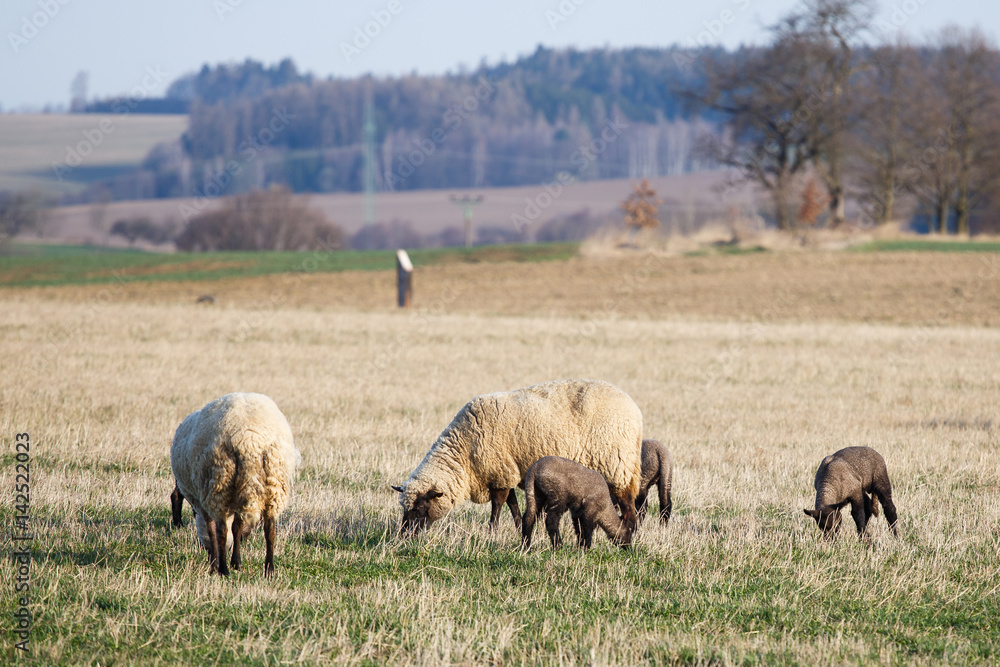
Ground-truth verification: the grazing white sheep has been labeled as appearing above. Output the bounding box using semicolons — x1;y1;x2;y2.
392;379;643;535
170;392;300;576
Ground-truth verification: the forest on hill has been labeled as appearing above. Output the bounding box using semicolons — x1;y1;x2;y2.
38;0;1000;240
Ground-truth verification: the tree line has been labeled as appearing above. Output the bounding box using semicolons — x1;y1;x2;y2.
689;0;1000;234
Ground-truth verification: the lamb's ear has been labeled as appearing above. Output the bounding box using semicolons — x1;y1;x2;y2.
803;508;817;518
391;485;404;493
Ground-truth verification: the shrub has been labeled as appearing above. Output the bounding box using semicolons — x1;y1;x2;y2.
176;186;343;251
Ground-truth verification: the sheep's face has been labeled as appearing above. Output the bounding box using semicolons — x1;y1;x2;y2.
804;506;842;539
392;485;446;536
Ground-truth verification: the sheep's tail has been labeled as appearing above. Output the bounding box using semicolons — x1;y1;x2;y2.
230;432;269;527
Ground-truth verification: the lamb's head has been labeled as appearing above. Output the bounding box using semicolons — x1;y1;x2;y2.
803;506;842;539
392;484;449;536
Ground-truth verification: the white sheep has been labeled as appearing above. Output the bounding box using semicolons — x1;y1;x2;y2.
170;392;300;577
392;379;643;535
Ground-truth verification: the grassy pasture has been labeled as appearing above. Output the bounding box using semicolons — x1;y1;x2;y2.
1;248;999;664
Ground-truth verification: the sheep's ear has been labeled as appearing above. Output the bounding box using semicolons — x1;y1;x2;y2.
391;485;404;493
429;491;444;500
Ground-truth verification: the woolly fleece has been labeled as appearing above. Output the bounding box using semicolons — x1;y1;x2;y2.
171;393;300;550
399;379;642;520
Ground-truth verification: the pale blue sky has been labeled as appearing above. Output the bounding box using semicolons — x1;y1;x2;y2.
1;0;996;110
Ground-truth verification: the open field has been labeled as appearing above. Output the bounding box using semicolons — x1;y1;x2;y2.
0;114;188;194
1;248;999;664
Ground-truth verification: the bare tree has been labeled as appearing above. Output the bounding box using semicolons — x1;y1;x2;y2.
690;0;873;230
853;41;921;224
934;28;1000;235
775;0;875;226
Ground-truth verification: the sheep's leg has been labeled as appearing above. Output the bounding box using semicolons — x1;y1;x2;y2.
263;514;277;577
215;519;231;576
205;517;221;575
230;514;244;571
505;489;522;530
488;488;512;531
849;499;868;538
170;485;185;528
545;511;563;549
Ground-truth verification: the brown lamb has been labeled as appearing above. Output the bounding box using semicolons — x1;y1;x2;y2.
521;456;634;550
636;439;673;526
804;446;899;539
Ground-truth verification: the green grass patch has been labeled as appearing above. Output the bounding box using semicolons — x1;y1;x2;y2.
851;239;1000;253
0;242;579;287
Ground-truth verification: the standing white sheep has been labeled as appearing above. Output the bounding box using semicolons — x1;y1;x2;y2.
392;379;643;535
170;392;300;577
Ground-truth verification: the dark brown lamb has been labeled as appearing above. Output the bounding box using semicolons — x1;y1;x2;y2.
636;439;672;526
521;456;634;550
804;446;899;539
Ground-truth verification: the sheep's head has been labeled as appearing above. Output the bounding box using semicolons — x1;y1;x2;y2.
803;506;841;539
392;485;447;536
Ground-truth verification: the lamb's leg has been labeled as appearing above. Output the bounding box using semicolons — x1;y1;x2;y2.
635;489;649;525
230;514;244;571
659;476;672;526
876;488;899;537
545;510;563;549
521;483;540;550
170;485;185;528
505;489;522;530
263;514;277;577
571;514;584;547
849;500;869;538
205;517;221;575
580;519;595;550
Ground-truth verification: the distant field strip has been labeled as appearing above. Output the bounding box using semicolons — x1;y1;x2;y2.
0;243;579;287
0;114;187;193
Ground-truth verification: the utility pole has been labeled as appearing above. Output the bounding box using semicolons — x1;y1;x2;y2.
449;194;484;248
363;96;377;227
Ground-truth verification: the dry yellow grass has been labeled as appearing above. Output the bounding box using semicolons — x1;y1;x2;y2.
1;250;999;664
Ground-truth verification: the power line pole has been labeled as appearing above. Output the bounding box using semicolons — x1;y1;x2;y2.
449;194;484;248
363;97;377;227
